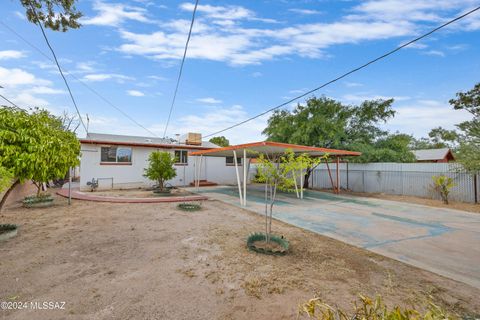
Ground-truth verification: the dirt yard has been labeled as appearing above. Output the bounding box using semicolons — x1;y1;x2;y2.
1;195;479;319
318;189;480;214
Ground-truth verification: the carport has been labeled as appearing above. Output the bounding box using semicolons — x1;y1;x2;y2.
190;141;360;207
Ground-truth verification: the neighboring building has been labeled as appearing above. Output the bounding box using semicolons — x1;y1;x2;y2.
412;148;455;163
79;132;247;191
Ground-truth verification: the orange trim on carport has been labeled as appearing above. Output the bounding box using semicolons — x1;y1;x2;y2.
190;141;361;156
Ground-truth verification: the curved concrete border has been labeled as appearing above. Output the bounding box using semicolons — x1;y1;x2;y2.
57;188;208;203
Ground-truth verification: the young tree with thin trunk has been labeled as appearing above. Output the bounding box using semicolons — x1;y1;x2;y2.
143;151;177;192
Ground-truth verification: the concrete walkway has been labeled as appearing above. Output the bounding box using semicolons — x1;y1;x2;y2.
191;185;480;289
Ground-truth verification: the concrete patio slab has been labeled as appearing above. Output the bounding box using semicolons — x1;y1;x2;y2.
190;185;480;288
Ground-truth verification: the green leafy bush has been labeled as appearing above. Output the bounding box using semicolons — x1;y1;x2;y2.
298;295;457;320
432;175;455;204
143;151;177;192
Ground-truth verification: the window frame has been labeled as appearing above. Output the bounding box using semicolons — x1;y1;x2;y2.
225;156;242;166
100;146;132;165
174;150;188;165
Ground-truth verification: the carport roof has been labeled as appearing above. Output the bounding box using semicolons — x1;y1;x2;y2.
190;141;361;158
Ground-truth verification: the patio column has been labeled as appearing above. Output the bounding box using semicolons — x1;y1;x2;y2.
243;149;247;206
336;156;340;194
300;169;304;199
233;150;243;206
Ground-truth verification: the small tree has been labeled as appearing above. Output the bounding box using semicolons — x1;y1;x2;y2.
432;175;456;204
143;151;177;191
256;150;322;243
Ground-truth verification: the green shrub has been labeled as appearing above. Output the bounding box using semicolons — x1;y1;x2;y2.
143;151;177;192
432;175;455;204
298;295;457;320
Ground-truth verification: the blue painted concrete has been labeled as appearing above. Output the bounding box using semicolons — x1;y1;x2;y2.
190;185;480;289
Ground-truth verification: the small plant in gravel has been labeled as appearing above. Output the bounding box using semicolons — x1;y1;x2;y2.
143;151;177;193
298;294;457;320
432;175;456;204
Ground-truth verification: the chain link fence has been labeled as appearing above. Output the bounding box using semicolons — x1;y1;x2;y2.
312;162;478;203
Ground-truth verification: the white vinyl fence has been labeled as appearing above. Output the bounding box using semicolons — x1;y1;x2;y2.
311;162;479;203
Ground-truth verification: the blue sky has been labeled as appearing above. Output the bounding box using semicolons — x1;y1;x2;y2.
0;0;479;143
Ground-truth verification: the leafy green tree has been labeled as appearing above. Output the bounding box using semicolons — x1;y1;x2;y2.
143;151;177;191
20;0;82;32
449;83;480;172
411;127;459;150
209;136;230;147
350;134;416;163
0;106;80;210
0;167;13;193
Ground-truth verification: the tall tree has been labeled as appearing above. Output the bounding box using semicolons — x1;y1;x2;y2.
209;136;230;147
449;83;480;172
20;0;82;32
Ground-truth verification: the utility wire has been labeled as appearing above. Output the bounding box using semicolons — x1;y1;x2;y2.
0;93;19;108
0;21;159;138
203;5;480;138
162;0;200;138
28;2;88;134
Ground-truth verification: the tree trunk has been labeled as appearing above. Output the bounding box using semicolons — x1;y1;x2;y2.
264;181;268;242
0;179;20;212
303;168;312;189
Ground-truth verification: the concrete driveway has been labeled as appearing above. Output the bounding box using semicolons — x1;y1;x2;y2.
192;185;480;289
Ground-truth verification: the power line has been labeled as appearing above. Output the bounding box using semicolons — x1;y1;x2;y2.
28;2;88;134
0;93;18;107
162;0;200;138
203;5;480;138
0;21;159;138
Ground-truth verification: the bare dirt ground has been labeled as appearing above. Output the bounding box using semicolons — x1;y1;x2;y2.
1;195;479;320
318;189;480;214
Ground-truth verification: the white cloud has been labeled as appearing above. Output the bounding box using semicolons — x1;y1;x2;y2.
150;104;268;143
0;50;26;60
344;82;363;88
82;73;134;83
343;94;410;103
196;97;222;104
288;8;322;15
127;90;145;97
385;100;473;137
27;86;65;95
82;1;152;26
0;66;51;87
423;50;445;57
115;1;480;66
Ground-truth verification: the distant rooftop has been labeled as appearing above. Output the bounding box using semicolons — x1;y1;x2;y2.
81;132;219;149
412;148;453;161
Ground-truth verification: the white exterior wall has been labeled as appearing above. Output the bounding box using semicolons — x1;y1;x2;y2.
79;143;247;190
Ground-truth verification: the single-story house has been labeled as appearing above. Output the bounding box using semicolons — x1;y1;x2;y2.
412;148;455;163
79;132;248;191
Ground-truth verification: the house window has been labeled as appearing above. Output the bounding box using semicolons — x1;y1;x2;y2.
175;150;188;165
226;156;242;166
101;146;132;163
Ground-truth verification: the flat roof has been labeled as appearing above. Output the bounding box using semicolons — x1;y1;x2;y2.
190;141;361;158
79;132;218;150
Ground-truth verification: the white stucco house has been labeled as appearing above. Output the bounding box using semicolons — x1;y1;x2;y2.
79;132;247;191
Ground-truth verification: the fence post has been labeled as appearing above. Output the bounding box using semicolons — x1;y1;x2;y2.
362;170;365;192
474;173;478;204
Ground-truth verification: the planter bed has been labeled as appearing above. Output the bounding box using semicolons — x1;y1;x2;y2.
0;224;18;241
23;195;54;208
247;232;289;256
